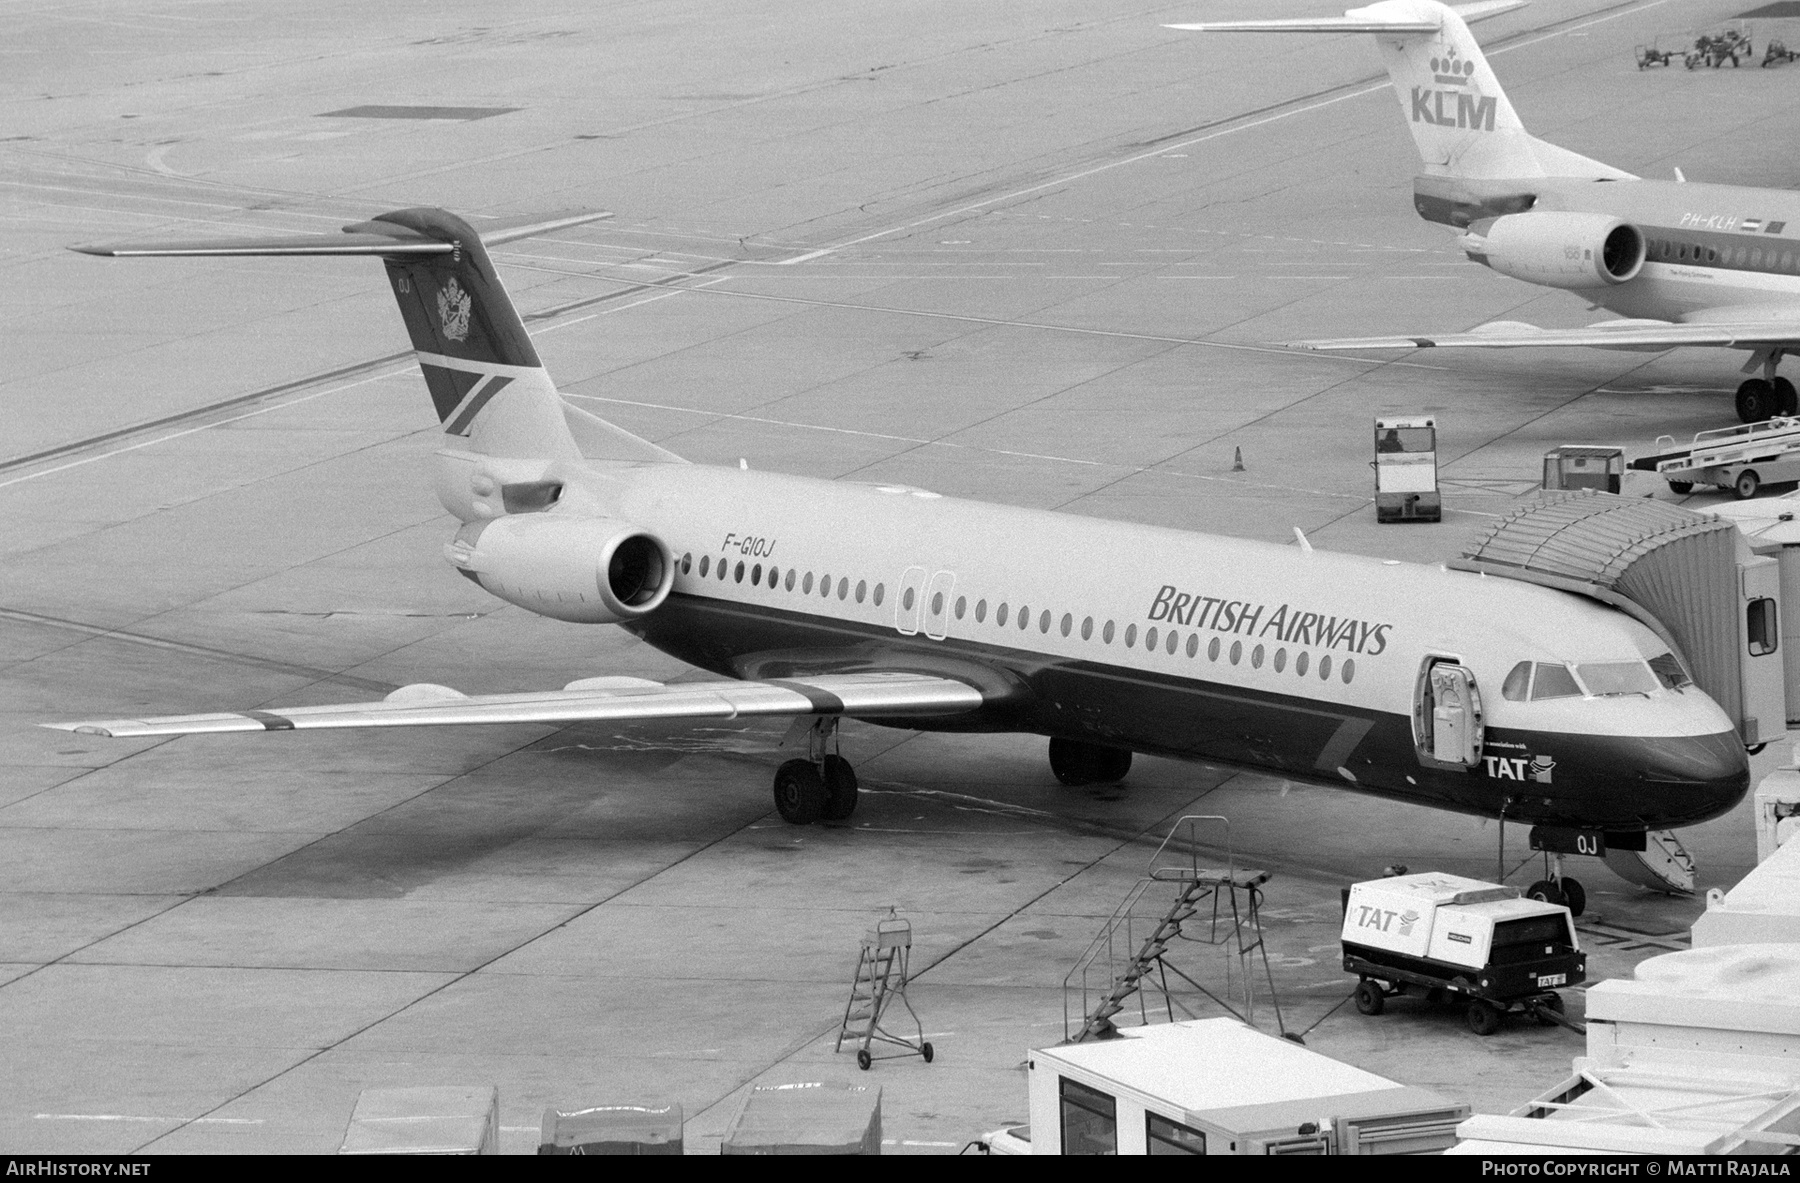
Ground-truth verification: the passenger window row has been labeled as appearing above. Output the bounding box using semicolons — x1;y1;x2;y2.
1652;237;1797;272
680;552;887;607
678;553;1357;685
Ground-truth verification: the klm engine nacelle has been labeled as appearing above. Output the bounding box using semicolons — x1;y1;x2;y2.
444;513;674;624
1466;211;1646;290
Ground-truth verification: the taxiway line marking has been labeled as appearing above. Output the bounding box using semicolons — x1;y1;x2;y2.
36;1113;264;1125
0;367;409;491
596;277;1453;371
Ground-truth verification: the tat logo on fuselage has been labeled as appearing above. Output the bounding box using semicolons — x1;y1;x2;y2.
1484;753;1556;783
1411;47;1494;131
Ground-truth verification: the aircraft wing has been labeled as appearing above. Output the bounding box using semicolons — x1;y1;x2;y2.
1165;0;1528;33
45;671;987;738
1288;318;1800;352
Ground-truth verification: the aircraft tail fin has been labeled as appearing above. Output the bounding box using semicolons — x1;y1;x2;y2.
1168;1;1634;181
72;208;682;463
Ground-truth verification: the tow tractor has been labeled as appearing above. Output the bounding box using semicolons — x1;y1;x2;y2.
1372;415;1441;523
1766;37;1799;66
1628;416;1800;499
1635;40;1677;68
1342;872;1585;1037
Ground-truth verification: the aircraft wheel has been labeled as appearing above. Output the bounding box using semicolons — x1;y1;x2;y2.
821;755;859;820
1049;738;1130;786
1667;481;1694;495
856;1049;872;1071
1560;877;1587;918
1354;980;1385;1016
1093;746;1132;783
1737;379;1777;422
1525;879;1565;908
922;1041;934;1063
1736;469;1762;500
1048;738;1093;785
1466;1000;1503;1037
1776;377;1798;416
773;759;827;824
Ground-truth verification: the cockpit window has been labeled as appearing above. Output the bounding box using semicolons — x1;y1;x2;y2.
1575;661;1659;697
1648;652;1692;691
1529;663;1582;701
1502;661;1532;702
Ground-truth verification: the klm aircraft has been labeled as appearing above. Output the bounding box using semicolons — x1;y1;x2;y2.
1173;1;1800;423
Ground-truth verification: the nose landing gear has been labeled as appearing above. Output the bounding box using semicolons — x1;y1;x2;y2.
772;716;860;824
1525;853;1587;917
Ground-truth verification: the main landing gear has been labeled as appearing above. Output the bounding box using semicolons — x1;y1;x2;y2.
1525;852;1587;918
772;716;859;825
1735;350;1798;423
1048;737;1133;786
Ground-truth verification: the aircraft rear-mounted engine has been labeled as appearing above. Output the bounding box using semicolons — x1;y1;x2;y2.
1466;211;1646;290
444;514;674;624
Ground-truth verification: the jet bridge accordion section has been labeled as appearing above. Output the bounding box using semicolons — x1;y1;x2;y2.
1450;490;1785;745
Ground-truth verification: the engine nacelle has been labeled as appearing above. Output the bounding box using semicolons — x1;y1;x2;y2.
1468;211;1646;290
445;514;674;624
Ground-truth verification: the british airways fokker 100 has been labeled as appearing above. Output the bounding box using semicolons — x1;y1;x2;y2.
1172;1;1800;423
53;208;1746;908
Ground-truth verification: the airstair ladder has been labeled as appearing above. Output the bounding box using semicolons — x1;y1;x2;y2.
836;908;931;1069
1064;815;1288;1043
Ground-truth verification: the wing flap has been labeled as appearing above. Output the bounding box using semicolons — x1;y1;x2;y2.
1289;319;1800;352
46;671;988;739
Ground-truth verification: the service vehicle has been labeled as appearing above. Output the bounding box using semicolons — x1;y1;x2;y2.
1542;445;1624;493
1629;416;1800;499
1634;40;1676;68
1765;36;1798;66
977;1018;1466;1155
1342;872;1585;1036
1372;416;1441;522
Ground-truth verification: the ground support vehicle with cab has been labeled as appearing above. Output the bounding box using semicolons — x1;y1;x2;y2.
1342;873;1585;1037
1372;415;1441;523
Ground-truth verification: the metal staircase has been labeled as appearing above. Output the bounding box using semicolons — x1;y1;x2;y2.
836;908;932;1069
1064;815;1287;1042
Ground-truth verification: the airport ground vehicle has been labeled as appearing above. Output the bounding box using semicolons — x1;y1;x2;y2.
1765;37;1798;66
1372;416;1441;522
1541;445;1623;493
1342;873;1584;1037
979;1018;1466;1154
1635;41;1676;68
1629;417;1800;498
1688;28;1752;67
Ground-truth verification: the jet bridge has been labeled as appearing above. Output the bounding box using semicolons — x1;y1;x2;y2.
1451;492;1780;897
1451;490;1785;749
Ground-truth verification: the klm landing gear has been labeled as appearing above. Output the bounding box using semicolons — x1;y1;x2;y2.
1735;352;1797;423
1048;737;1133;786
773;717;858;825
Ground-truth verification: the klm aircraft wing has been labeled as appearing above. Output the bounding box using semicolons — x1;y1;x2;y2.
1289;317;1800;352
45;671;986;738
1165;0;1528;33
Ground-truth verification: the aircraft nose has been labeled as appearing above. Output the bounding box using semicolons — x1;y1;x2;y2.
1635;730;1749;826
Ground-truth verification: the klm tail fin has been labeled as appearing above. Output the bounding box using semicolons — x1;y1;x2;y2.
1169;1;1635;181
72;208;682;463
